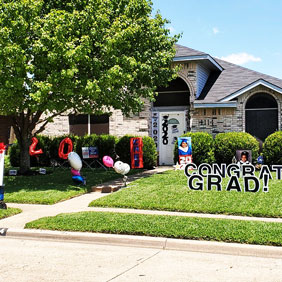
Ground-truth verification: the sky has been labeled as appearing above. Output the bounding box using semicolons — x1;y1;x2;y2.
151;0;282;79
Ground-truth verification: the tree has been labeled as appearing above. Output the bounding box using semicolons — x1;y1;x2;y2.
0;0;178;174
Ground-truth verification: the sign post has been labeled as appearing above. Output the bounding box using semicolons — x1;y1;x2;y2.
130;138;144;169
178;137;192;169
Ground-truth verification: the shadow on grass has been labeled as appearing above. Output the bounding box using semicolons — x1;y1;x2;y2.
3;168;142;204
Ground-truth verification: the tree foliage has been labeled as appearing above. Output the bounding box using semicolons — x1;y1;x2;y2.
0;0;178;172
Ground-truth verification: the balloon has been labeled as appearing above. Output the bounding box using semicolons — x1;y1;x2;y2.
114;161;130;175
123;163;130;175
72;175;85;185
58;138;73;159
68;152;82;170
71;168;81;176
29;137;43;156
0;143;6;154
103;156;114;168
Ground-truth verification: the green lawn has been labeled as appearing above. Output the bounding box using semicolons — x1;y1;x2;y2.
90;170;282;217
25;211;282;246
0;208;22;219
4;168;136;205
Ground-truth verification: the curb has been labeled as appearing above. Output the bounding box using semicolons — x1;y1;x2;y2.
3;228;282;259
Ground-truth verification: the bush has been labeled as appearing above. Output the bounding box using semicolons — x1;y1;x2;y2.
9;141;20;167
263;131;282;164
76;134;117;162
214;132;259;164
115;135;157;169
173;132;215;165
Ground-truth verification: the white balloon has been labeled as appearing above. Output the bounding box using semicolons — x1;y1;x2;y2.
114;161;125;174
123;163;130;175
68;152;82;170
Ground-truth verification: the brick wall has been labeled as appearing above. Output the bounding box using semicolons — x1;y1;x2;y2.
191;85;282;136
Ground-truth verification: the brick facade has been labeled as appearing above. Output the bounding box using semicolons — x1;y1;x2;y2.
40;63;282;142
191;85;282;136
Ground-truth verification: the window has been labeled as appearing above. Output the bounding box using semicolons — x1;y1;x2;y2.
69;114;109;136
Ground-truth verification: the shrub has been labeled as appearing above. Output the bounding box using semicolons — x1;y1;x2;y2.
214;132;259;164
173;132;215;165
9;141;20;167
115;135;157;169
76;134;117;162
263;131;282;164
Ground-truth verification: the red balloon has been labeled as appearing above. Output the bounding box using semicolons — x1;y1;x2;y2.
29;137;43;156
0;143;6;154
58;138;73;159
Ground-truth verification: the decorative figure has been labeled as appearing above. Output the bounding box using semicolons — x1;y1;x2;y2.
68;151;85;185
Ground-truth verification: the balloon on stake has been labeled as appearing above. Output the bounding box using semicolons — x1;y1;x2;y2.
113;160;131;187
68;152;85;185
68;152;82;171
102;156;114;168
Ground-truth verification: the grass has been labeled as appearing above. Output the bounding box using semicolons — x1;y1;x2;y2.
90;170;282;218
25;211;282;246
4;168;140;205
0;207;22;219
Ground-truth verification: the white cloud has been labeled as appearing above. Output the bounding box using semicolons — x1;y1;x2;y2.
212;27;219;34
220;53;262;65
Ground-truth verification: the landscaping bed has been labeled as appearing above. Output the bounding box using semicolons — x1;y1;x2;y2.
89;170;282;218
25;211;282;246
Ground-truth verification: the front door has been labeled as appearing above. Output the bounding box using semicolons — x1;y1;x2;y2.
159;112;186;165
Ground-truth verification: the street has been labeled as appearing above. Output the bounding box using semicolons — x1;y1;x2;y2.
0;237;282;282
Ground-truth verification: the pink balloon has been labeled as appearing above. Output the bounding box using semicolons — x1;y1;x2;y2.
103;156;114;168
71;168;81;176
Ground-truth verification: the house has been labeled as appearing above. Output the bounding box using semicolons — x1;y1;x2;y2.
2;44;282;165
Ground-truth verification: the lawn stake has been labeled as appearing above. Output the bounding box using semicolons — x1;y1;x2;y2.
0;143;7;209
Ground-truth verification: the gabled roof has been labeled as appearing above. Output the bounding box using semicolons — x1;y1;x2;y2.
175;44;207;57
174;44;223;71
199;58;282;103
174;45;282;104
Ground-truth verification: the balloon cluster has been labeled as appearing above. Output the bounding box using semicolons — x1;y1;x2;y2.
103;156;130;186
68;152;86;185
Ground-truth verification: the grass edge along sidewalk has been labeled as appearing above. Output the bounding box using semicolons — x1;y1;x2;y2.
25;211;282;246
89;170;282;218
0;208;22;220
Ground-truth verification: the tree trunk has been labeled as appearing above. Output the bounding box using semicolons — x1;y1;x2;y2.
11;111;44;174
18;136;31;174
11;115;33;175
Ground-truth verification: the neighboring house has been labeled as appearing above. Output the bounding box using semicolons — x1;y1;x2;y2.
2;44;282;165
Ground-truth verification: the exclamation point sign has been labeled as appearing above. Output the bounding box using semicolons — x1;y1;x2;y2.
263;174;269;192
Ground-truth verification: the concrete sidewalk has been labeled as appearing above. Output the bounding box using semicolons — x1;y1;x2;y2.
1;165;282;258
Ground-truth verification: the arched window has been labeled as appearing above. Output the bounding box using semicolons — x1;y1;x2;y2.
245;93;278;141
154;77;190;107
